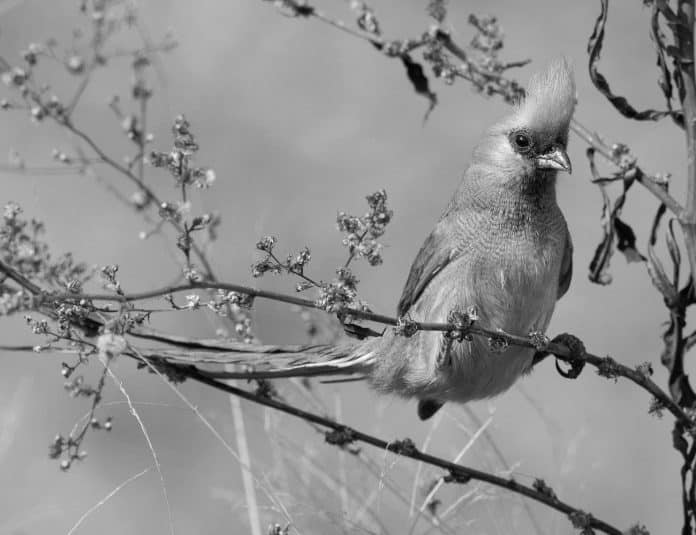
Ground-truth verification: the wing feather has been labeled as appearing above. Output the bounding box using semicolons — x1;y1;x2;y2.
397;220;459;316
557;230;573;299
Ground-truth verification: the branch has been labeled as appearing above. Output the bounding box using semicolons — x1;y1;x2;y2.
1;256;688;429
175;366;626;535
283;0;685;221
570;120;682;217
675;0;696;285
57;117;217;279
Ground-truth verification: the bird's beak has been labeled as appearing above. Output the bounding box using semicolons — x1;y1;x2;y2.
535;146;572;174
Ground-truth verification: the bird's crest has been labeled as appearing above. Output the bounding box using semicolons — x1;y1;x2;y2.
515;58;576;135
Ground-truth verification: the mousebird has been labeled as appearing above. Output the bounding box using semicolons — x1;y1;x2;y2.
193;59;575;420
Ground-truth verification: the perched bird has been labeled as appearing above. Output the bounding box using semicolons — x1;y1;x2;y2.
180;59;575;419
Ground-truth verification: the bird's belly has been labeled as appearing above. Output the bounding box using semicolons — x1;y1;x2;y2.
370;232;564;403
434;241;561;401
469;243;559;333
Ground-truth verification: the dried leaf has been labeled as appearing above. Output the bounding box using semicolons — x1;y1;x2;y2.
400;54;437;121
615;218;645;263
673;424;688;456
647;242;678;303
588;0;680;122
587;148;643;284
660;279;696;409
666;218;681;284
650;4;685;128
646;203;679;303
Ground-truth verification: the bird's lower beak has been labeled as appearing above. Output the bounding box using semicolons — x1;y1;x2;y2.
535;146;572;174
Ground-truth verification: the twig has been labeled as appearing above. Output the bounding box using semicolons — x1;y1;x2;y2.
102;361;174;535
569;120;683;217
126;344;295;526
66;467;151;535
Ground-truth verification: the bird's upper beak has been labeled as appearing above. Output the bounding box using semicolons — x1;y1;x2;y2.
535;146;572;174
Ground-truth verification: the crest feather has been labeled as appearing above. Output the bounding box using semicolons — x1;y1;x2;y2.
516;58;576;135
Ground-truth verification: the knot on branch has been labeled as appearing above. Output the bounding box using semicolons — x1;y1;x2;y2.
634;362;654;379
596;356;621;382
446;306;478;342
388;438;418;455
552;333;587;379
649;397;667;419
136;358;187;384
443;470;472;484
568;510;594;531
488;332;510;353
325;426;357;447
394;315;419;337
532;478;558;501
528;331;550;351
254;379;277;399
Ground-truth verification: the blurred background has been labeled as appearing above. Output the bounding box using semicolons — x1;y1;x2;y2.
0;0;686;533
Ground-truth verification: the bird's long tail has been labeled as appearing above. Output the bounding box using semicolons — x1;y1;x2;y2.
134;331;380;380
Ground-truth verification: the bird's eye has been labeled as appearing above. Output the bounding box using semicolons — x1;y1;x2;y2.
512;132;531;152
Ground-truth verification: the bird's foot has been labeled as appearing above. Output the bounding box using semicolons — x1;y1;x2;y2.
551;333;586;379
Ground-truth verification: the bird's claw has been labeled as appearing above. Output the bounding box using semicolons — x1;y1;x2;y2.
551;333;586;380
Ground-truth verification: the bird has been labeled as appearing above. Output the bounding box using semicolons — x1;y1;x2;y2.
163;59;576;420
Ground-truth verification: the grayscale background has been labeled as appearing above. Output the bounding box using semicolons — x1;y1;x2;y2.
0;1;681;534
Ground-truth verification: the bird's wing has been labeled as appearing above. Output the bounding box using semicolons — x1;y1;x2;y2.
557;229;573;299
397;219;459;316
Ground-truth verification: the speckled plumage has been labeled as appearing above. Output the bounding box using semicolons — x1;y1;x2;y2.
207;60;576;418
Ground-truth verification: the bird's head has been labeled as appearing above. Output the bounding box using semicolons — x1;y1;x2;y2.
474;59;576;186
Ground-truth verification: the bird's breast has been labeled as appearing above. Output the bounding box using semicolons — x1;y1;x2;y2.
455;208;566;334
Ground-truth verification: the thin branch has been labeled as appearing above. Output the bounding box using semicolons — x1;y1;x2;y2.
66;467;151;535
126;344;295;526
570;119;683;217
179;366;624;535
57;118;216;279
103;361;174;535
296;0;686;224
1;257;688;428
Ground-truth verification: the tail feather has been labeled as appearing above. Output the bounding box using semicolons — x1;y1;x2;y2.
141;340;377;380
